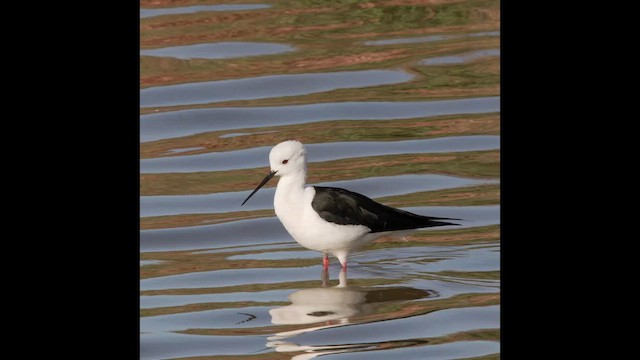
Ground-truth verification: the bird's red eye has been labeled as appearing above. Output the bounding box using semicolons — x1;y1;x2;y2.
282;159;289;164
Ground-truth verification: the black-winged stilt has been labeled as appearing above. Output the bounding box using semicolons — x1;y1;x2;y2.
241;140;459;271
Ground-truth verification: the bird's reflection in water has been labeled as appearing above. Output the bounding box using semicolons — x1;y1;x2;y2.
267;269;435;359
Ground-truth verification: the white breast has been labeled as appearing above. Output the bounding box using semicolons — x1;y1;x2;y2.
274;186;371;254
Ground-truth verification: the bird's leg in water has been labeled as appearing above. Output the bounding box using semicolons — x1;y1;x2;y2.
321;267;329;287
322;253;329;270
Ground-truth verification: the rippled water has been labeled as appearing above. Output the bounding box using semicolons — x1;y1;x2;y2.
140;0;500;359
140;42;295;60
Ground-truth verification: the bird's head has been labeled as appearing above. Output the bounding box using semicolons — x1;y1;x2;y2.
241;140;307;206
268;140;307;177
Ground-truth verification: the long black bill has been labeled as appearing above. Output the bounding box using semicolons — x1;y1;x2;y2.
241;170;277;206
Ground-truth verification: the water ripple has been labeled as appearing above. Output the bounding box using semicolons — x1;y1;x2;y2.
140;205;499;252
141;136;499;173
364;31;500;46
140;97;500;142
140;42;294;60
140;4;271;19
140;70;415;108
140;174;498;217
422;49;500;66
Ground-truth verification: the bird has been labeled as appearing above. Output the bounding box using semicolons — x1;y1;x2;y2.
241;140;459;271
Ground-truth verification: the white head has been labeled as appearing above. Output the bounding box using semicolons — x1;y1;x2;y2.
269;140;307;177
241;140;307;205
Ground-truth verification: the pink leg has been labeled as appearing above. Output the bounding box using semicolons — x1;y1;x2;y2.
323;254;329;270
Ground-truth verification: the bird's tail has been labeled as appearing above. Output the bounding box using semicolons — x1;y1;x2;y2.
417;215;462;227
424;215;462;221
426;219;461;227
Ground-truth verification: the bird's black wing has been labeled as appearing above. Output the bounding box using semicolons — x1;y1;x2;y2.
311;186;459;233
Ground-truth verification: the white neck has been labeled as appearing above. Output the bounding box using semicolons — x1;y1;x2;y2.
274;170;307;209
277;171;306;192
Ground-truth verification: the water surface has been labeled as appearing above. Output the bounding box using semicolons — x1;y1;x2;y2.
140;136;499;173
140;97;499;142
140;174;498;217
140;42;294;60
364;31;500;46
422;49;501;66
140;70;415;107
140;0;500;358
140;4;271;18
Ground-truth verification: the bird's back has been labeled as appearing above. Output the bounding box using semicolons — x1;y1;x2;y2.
311;186;459;233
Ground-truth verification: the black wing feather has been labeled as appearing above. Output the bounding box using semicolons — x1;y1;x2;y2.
311;186;459;233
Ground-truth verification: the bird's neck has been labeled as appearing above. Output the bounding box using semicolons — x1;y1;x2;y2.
277;171;306;192
275;171;307;205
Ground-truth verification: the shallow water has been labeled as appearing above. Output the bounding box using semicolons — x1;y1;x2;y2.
140;97;499;142
140;0;500;359
140;4;271;18
421;49;501;66
140;42;295;60
140;69;415;107
363;31;500;46
140;136;499;173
